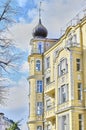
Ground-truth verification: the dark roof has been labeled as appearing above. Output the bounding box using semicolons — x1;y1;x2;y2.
32;19;48;38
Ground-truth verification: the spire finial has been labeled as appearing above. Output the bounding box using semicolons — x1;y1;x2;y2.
39;1;42;23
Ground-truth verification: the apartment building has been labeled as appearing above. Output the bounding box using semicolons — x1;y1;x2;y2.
28;11;86;130
0;113;20;130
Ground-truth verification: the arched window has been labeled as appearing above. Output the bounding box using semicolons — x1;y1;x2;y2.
36;60;41;71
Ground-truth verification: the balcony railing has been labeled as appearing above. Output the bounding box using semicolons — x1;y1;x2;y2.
44;81;55;95
44;106;55;120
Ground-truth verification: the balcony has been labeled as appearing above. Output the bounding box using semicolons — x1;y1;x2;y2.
44;81;55;96
44;107;55;121
57;101;70;113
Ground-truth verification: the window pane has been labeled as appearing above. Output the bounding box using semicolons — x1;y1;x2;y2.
76;59;81;71
47;124;51;130
37;102;43;115
37;126;42;130
46;57;50;68
46;77;50;85
37;81;43;93
79;114;83;130
59;84;68;104
58;58;68;76
78;83;82;100
36;60;41;71
46;99;51;109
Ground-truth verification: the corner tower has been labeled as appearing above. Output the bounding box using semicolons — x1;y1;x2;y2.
27;7;48;129
27;2;58;130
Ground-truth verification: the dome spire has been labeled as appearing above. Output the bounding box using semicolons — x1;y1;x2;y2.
39;1;42;23
32;1;48;38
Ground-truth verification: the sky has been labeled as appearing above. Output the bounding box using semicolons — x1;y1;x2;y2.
0;0;86;130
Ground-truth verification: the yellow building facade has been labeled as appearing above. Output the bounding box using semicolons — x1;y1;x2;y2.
28;14;86;130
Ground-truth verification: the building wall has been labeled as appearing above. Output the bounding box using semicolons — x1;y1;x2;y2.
28;17;86;130
43;18;86;130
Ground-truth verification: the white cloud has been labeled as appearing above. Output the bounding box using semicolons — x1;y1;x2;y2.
20;61;29;73
20;123;28;130
2;77;29;110
7;0;85;52
17;0;28;7
0;1;85;130
40;0;84;38
7;23;33;50
27;8;38;20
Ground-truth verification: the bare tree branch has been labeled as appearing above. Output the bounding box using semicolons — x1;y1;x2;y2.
0;0;20;105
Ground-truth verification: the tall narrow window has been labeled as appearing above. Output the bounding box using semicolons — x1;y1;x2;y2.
38;44;42;54
58;58;68;76
37;102;43;115
58;114;69;130
47;124;51;130
37;81;43;93
37;126;42;130
46;57;50;69
38;42;44;54
36;60;41;71
58;84;68;104
46;99;51;109
62;85;66;103
76;59;81;71
78;83;82;100
79;114;83;130
46;77;50;85
63;116;67;130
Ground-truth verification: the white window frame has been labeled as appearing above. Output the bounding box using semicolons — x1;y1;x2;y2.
58;58;68;77
58;114;69;130
58;84;68;104
37;102;43;115
36;60;41;71
47;124;51;130
38;42;44;54
79;114;84;130
46;99;51;109
78;83;82;100
37;80;43;93
37;126;42;130
76;58;81;71
46;57;50;69
46;77;50;85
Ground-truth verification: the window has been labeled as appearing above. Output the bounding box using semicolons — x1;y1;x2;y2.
79;114;83;130
46;99;51;109
78;83;82;100
46;77;50;85
36;60;41;71
46;57;50;69
72;34;77;44
37;102;43;115
47;124;51;130
37;80;43;93
62;86;66;103
38;42;44;54
58;114;69;130
37;126;42;130
63;116;67;130
58;84;68;104
58;58;68;76
66;34;77;47
76;59;81;71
